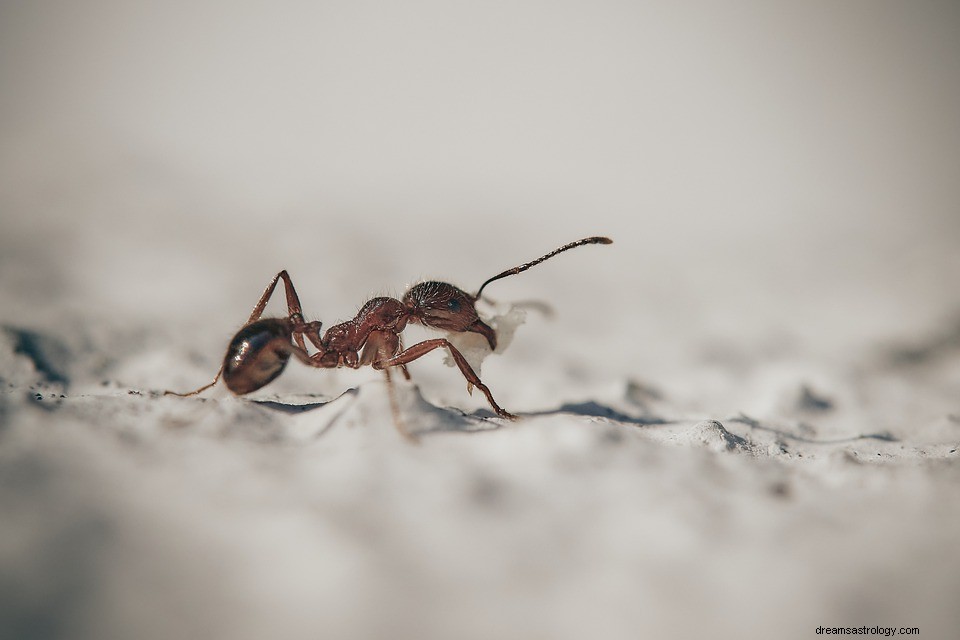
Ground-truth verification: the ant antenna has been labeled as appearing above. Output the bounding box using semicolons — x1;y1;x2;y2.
474;236;613;299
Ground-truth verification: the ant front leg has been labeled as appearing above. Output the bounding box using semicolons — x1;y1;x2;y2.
374;338;517;420
165;270;310;397
396;335;411;381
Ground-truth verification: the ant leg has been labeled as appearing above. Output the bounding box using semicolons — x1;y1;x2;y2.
293;319;324;355
238;269;315;351
245;269;304;325
166;270;309;396
382;367;417;442
375;338;517;420
278;344;415;440
286;344;331;368
165;371;222;397
397;335;411;380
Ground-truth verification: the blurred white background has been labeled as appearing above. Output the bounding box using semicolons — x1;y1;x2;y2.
3;5;960;639
2;0;958;381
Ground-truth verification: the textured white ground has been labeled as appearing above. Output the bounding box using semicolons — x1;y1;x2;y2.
2;2;960;640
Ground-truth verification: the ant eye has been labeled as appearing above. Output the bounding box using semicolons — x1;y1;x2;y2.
446;299;461;312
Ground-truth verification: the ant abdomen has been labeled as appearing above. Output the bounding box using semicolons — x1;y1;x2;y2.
403;281;497;349
222;318;294;394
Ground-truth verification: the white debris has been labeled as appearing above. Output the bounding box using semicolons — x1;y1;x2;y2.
443;302;527;376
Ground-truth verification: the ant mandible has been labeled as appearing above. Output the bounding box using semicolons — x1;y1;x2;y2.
166;236;612;421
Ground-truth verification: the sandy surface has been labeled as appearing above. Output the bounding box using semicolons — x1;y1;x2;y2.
2;2;960;639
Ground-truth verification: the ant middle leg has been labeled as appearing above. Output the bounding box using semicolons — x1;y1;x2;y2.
374;338;517;420
396;335;411;380
381;366;417;442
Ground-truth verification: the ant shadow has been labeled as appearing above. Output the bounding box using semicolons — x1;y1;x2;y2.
251;390;677;439
428;400;676;437
251;389;359;440
247;394;897;448
215;391;905;453
252;399;330;414
522;400;674;426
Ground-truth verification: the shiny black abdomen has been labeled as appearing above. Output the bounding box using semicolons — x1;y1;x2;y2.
222;318;292;394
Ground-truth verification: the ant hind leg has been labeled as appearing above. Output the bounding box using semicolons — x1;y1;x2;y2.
164;368;223;397
165;270;309;397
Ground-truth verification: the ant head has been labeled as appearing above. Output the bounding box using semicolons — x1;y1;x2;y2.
403;282;479;330
222;318;293;394
403;281;497;350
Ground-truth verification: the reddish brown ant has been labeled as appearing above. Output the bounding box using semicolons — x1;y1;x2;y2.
166;236;612;423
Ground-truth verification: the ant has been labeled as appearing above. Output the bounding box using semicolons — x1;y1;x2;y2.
166;236;612;425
